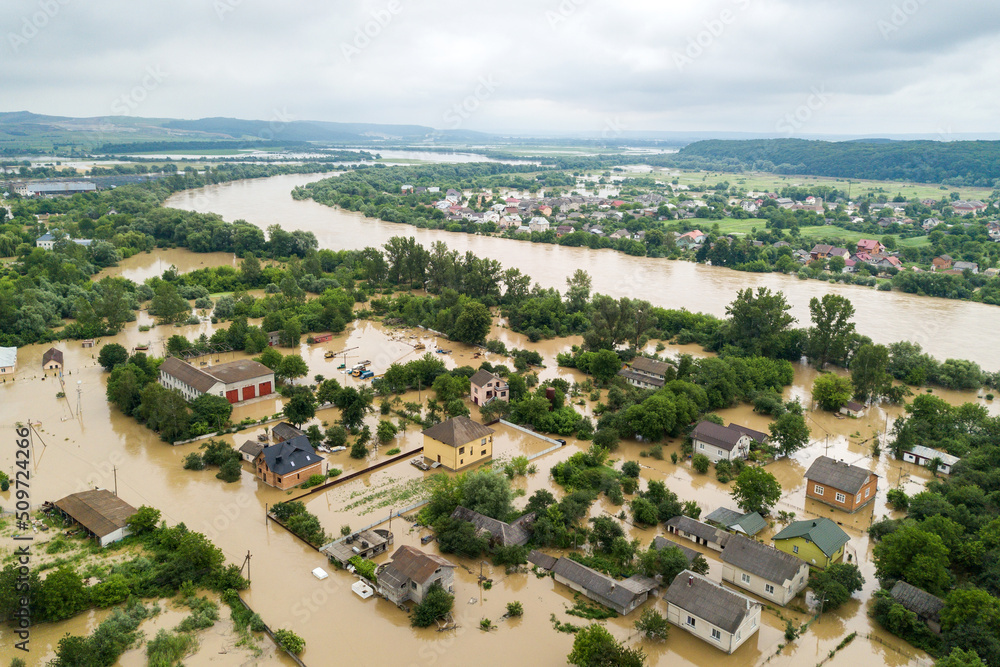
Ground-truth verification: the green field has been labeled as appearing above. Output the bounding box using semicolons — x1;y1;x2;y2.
701;217;932;249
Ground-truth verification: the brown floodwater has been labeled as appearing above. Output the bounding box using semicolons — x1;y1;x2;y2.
94;248;238;284
168;174;1000;371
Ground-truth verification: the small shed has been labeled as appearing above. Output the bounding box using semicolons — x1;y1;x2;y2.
42;348;64;371
52;489;137;547
840;401;865;417
238;440;265;463
890;581;945;634
901;445;960;475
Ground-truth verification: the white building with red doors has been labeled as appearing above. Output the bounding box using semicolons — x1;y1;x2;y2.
159;357;274;404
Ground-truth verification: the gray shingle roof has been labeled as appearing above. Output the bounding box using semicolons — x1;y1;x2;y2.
422;417;494;448
631;357;670;378
907;445;960;467
469;369;500;388
721;534;806;584
704;508;767;537
160;356;219;393
552;558;657;610
272;422;304;442
652;536;702;565
805;456;874;495
527;550;557;570
261;435;322;476
691;421;746;452
728;423;769;444
239;440;265;458
665;570;760;634
665;516;731;547
381;545;455;586
617;368;665;387
890;581;944;621
450;506;534;547
42;348;63;366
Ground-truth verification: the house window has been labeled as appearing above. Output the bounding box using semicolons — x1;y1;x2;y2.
411;581;417;589
481;438;487;445
741;573;751;584
460;459;463;465
792;545;799;554
750;617;757;629
686;616;696;628
865;488;871;498
856;493;861;503
459;447;465;454
765;584;775;594
699;443;705;450
736;630;741;641
835;492;846;503
481;450;486;456
814;484;825;495
711;628;721;641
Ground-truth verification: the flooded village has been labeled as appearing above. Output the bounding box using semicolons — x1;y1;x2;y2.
1;172;998;666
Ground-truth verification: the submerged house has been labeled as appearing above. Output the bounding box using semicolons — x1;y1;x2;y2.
890;581;945;634
665;516;731;552
900;445;959;475
254;435;324;490
422;416;494;471
690;421;751;463
804;456;878;513
51;489;137;548
376;546;456;606
772;518;849;569
720;534;810;606
551;557;658;616
665;570;762;654
704;508;768;538
449;506;535;547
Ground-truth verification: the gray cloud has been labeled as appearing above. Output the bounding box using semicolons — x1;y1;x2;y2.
1;0;998;135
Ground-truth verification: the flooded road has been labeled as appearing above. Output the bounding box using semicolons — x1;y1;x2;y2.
168;174;1000;371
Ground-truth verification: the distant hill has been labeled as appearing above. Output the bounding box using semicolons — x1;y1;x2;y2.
677;138;1000;186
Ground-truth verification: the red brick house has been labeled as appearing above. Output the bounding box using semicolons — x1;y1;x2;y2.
804;456;878;513
255;435;324;490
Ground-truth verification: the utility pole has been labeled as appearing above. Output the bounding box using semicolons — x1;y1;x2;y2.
113;466;118;497
241;550;252;584
76;380;83;418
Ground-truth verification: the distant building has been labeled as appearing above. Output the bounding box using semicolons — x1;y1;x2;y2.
0;346;16;376
271;422;305;443
376;545;456;606
254;435;324;489
36;230;93;250
617;357;669;389
421;416;494;471
528;217;550;233
665;516;731;552
42;348;64;371
449;506;535;547
238;439;265;463
158;357;274;404
704;507;767;538
52;489;137;547
665;570;762;654
890;581;945;634
19;181;97;196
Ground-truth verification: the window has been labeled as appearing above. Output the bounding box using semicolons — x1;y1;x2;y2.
481;438;487;445
856;493;861;503
741;573;751;584
735;631;741;641
750;617;757;629
699;443;705;450
686;616;696;628
481;450;486;456
813;484;825;495
835;492;846;503
865;488;871;498
711;628;721;641
765;584;775;594
459;446;465;454
411;581;417;589
460;459;463;465
792;545;799;554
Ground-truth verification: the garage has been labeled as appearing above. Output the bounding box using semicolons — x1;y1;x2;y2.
259;381;272;396
243;385;256;401
226;389;239;403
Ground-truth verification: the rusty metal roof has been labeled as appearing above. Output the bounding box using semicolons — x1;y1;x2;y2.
53;489;137;538
383;545;455;585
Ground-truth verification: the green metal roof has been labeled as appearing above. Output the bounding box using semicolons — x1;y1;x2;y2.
772;518;849;558
733;512;768;537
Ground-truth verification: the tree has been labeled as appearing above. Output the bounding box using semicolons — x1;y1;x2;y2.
851;343;891;403
279;316;302;348
336;387;373;430
325;425;347;447
410;582;454;628
812;374;853;412
634;607;669;641
590;349;622;384
127;506;161;535
273;629;305;655
461;469;514;520
593;427;620;451
638;543;694;581
255;346;282;371
97;343;129;371
451;301;492;345
630;497;658;526
150;282;190;324
316;378;342;405
873;524;952;595
807;294;856;368
768;411;810;457
692;454;710;474
731;467;781;515
941;589;1000;635
568;624;646;667
283;387;317;427
376;419;397;446
725;287;795;357
936;648;987;667
217;458;242;483
350;427;370;459
621;461;640;478
37;567;89;622
92;277;132;334
811;563;864;611
277;354;309;384
565;269;591;313
191;394;233;431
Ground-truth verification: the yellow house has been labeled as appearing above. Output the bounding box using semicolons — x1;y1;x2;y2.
772;518;849;570
422;417;495;471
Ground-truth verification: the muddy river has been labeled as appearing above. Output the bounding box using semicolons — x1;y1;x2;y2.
3;173;986;665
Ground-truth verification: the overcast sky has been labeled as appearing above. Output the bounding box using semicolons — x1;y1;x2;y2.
3;0;999;136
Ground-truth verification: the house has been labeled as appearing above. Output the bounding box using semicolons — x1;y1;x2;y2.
665;515;731;552
951;200;987;215
953;260;979;274
20;181;97;196
555;224;574;236
839;400;865;417
721;534;810;606
323;528;394;564
450;506;535;547
922;218;943;231
609;228;630;240
890;581;945;634
238;439;265;463
266;331;281;347
651;536;705;570
422;416;494;471
617;357;670;389
551;557;658;616
35;230;93;250
856;239;886;255
528;217;550;233
876;256;903;270
932;255;953;271
272;422;305;443
690;421;751;463
772;518;849;569
665;570;762;654
810;244;835;260
804;455;878;513
900;445;960;475
42;348;63;371
727;423;769;448
445;189;462;203
158;357;274;404
376;545;456;606
527;549;558;571
774;198;794;209
254;435;324;490
677;230;707;248
469;369;509;406
0;346;16;376
51;489;137;547
704;508;767;538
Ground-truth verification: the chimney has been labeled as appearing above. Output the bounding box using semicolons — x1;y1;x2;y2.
688;576;693;587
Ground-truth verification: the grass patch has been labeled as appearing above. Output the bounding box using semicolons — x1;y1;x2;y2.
565;594;618;620
146;629;197;666
550;613;582;634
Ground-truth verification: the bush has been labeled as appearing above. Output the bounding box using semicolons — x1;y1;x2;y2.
386;447;401;455
216;458;242;483
183;453;205;470
347;555;377;582
506;601;524;617
300;474;327;489
621;461;640;478
692;454;710;474
886;488;909;510
411;583;454;627
274;629;305;655
715;459;733;483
